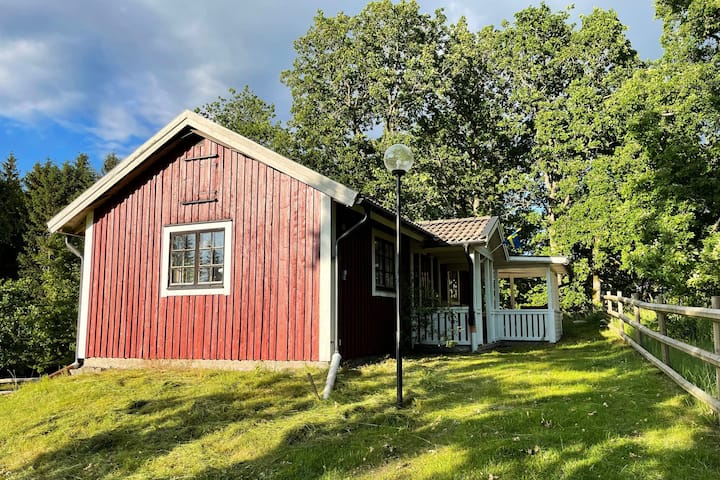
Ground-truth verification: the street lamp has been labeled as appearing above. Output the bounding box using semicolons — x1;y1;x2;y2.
383;144;414;408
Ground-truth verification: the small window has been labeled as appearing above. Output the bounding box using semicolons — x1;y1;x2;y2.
161;220;232;297
372;230;396;297
169;229;225;287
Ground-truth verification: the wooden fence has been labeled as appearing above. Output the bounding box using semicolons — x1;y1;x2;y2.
602;291;720;418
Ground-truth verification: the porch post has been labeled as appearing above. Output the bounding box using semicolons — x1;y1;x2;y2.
509;277;517;309
545;266;558;343
470;252;482;351
484;259;495;342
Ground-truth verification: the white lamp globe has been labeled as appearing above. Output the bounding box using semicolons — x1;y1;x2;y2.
383;144;414;174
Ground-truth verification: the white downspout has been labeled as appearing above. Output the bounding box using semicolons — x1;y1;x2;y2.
63;235;84;369
323;203;369;399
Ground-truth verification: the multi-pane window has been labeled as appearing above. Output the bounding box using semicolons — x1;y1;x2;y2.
169;229;224;288
374;237;395;291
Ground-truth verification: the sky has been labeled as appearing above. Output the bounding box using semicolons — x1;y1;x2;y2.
0;0;664;174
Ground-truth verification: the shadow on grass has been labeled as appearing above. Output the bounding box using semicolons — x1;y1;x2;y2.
17;314;720;479
15;376;316;480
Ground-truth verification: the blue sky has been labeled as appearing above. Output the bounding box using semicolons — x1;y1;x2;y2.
0;0;663;174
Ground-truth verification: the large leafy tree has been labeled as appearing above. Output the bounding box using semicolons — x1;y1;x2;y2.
282;0;492;220
196;85;293;156
484;6;639;306
603;0;720;301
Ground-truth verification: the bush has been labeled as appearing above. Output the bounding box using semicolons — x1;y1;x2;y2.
0;277;76;377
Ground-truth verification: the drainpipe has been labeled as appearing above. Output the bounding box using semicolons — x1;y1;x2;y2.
322;202;370;399
62;235;85;370
463;244;477;350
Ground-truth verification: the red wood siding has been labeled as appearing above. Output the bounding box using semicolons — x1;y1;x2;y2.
86;136;322;362
337;208;395;358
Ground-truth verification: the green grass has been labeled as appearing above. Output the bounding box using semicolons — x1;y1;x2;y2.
618;310;718;395
1;316;720;479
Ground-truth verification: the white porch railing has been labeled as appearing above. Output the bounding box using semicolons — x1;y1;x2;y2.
413;307;562;347
490;309;549;341
415;306;471;346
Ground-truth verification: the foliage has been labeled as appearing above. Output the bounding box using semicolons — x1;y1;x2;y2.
0;154;98;375
2;321;720;479
484;6;639;307
281;0;504;220
0;277;76;376
100;152;121;175
0;155;27;279
582;0;720;303
196;85;293;156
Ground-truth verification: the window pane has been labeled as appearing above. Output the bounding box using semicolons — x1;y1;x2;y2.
213;249;224;264
184;251;195;266
170;267;183;284
185;234;195;249
212;267;223;282
199;232;212;248
213;231;224;247
198;267;210;283
198;248;211;266
183;267;195;284
170;252;183;267
172;234;184;250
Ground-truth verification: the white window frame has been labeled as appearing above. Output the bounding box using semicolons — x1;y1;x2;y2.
372;229;396;298
160;220;232;297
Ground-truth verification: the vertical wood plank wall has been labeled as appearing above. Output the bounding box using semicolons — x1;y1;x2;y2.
337;208;395;358
86;136;321;362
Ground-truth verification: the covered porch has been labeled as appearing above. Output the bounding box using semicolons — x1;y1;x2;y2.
411;217;568;351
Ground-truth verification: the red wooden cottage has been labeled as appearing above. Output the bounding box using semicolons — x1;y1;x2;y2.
48;111;567;370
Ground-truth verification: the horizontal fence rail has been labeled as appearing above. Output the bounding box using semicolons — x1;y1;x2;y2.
415;307;471;346
602;291;720;419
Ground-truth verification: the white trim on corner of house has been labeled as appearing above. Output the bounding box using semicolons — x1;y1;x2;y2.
371;228;396;298
77;210;94;359
318;195;333;362
160;220;233;298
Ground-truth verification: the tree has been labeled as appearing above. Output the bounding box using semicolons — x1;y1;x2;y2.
101;152;121;175
3;154;99;374
282;0;510;221
196;86;292;156
483;6;639;306
0;154;27;279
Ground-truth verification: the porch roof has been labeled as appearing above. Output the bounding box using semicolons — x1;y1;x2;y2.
496;255;569;277
418;216;497;245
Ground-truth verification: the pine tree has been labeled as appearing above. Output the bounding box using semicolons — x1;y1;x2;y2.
0;154;27;279
101;152;121;175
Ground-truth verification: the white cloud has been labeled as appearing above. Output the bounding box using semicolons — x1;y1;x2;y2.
0;0;662;163
0;38;84;120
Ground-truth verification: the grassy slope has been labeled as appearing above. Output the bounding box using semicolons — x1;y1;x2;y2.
1;317;719;480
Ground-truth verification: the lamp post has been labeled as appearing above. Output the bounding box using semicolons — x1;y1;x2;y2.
383;144;414;408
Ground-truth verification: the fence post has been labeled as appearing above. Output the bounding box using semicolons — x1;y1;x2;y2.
632;292;642;346
711;296;720;424
617;290;624;338
606;290;612;314
656;295;669;365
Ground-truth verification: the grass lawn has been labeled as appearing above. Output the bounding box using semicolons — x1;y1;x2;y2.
1;316;719;479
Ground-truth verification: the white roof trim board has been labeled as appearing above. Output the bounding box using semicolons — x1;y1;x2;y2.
47;110;359;233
